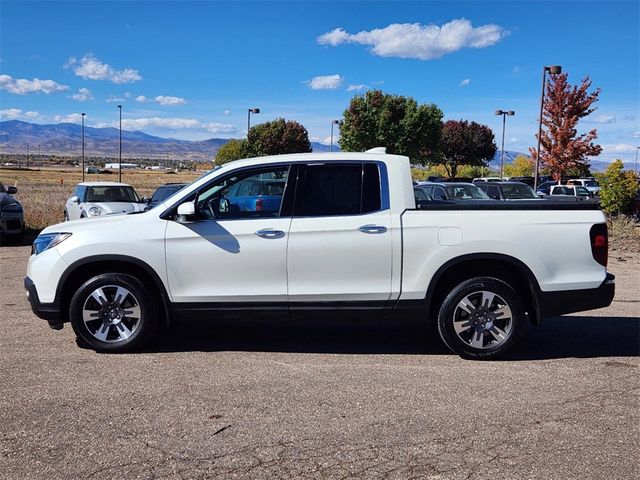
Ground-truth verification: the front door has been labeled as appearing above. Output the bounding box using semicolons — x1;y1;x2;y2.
165;164;293;305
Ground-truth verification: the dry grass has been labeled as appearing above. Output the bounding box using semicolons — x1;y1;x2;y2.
1;167;201;230
608;215;640;257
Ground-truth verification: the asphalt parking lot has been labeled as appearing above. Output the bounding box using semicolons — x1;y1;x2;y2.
1;244;638;479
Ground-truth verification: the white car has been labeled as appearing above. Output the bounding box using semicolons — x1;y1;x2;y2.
64;182;146;220
567;179;601;195
27;148;614;358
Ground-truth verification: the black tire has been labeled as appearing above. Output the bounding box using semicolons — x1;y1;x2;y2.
437;277;526;359
69;273;158;352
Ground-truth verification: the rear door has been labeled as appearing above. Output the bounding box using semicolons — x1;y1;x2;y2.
286;162;393;307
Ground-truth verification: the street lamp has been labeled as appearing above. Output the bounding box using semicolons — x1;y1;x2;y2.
81;113;86;181
534;65;562;190
330;119;342;152
247;108;260;135
117;105;122;182
635;146;640;177
495;110;515;178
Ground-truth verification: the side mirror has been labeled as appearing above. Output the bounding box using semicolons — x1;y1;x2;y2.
69;195;80;204
176;201;196;223
7;186;17;194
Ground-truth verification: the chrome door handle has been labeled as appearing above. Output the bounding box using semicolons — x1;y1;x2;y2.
255;229;285;239
358;224;387;234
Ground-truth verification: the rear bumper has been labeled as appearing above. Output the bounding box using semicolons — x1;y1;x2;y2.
540;273;615;317
24;277;63;330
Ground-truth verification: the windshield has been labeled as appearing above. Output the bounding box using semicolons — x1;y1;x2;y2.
444;184;490;199
584;180;599;187
501;184;537;199
151;185;185;203
86;186;140;203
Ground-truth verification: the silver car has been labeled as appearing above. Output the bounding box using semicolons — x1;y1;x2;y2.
0;181;24;244
64;182;146;221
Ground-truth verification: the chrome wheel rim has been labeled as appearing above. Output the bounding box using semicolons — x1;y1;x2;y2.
452;290;513;350
82;285;141;343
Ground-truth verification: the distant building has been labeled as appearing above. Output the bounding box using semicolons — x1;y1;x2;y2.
105;163;138;170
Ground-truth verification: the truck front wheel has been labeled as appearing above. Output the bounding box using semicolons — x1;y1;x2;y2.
69;273;157;352
437;277;525;359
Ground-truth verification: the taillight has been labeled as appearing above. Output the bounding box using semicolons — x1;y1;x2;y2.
255;198;263;211
589;223;608;267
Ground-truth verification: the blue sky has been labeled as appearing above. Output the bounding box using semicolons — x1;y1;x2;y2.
1;0;638;164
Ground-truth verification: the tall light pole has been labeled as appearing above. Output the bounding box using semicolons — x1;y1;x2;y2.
117;105;122;182
247;108;260;136
495;110;515;178
330;119;342;152
81;113;86;181
635;146;639;177
26;144;29;169
534;65;562;190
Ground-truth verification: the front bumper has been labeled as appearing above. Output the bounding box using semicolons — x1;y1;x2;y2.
540;273;615;317
0;213;24;234
24;276;63;330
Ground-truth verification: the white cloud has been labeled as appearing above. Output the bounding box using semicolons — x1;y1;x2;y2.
602;143;637;153
308;74;344;90
0;108;40;120
317;19;507;60
136;95;186;106
120;117;199;130
310;136;334;145
70;87;93;102
347;84;368;92
459;78;470;87
65;54;142;84
54;113;84;124
0;74;69;95
632;131;640;138
202;122;239;134
106;95;126;103
588;114;616;124
154;95;186;106
223;110;231;116
0;108;23;119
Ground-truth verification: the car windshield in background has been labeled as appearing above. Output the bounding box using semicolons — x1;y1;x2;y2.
584;180;599;187
414;187;430;201
86;186;140;203
444;184;490;200
501;184;537;199
151;186;185;204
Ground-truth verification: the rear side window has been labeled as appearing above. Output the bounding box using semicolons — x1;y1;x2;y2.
294;163;382;217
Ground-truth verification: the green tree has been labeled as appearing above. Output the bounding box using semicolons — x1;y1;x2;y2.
598;159;638;215
504;155;534;177
248;118;311;156
215;139;249;165
435;120;497;178
339;90;443;163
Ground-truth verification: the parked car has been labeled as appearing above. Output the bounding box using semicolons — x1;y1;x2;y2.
416;182;490;200
146;183;188;209
549;184;595;201
0;181;24;244
64;182;146;220
27;148;614;359
567;179;601;195
476;181;539;200
472;177;504;183
508;176;535;188
536;180;559;196
220;176;286;214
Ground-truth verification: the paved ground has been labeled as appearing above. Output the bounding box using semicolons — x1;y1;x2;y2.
1;244;638;479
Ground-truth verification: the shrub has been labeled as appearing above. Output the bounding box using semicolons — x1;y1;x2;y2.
599;159;638;215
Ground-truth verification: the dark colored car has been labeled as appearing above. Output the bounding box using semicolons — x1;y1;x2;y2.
476;181;539;200
536;180;558;196
0;181;24;244
508;176;535;187
416;182;491;201
147;183;188;209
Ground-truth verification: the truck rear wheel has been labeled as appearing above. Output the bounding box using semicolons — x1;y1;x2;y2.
69;273;157;352
437;277;525;359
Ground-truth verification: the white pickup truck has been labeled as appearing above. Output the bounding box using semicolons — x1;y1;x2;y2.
26;149;614;358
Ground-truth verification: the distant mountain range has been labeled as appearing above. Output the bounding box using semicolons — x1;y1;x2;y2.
0;120;334;160
0;120;611;171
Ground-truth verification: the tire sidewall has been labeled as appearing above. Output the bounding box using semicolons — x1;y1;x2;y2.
437;277;525;359
69;273;156;352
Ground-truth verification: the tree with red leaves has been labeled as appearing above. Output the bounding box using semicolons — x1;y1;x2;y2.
530;74;602;181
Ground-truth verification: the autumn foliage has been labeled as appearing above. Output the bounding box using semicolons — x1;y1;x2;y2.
530;73;602;181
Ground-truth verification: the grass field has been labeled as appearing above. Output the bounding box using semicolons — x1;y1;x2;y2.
1;167;202;229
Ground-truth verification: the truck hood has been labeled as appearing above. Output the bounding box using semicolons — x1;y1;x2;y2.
41;210;143;235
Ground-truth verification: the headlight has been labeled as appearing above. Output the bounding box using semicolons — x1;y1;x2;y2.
88;206;102;217
1;202;22;212
32;233;72;255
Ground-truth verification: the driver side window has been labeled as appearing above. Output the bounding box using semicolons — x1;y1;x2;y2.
195;165;291;220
